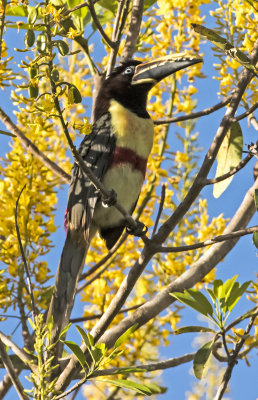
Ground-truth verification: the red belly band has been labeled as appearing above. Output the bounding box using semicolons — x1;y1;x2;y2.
109;146;147;177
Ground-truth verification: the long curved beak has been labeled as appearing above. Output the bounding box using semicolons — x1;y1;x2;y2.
131;54;203;86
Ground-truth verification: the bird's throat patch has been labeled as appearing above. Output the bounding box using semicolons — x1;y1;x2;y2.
109;146;147;177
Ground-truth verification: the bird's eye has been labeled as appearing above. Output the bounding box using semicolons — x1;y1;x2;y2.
124;66;134;75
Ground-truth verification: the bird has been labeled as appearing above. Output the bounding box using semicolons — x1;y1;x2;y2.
47;54;203;350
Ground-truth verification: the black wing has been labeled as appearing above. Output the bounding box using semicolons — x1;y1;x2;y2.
66;112;116;243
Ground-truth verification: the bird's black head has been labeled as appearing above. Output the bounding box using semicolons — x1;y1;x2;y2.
94;60;150;121
94;55;203;121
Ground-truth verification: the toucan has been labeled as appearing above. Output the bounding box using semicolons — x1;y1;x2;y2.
48;54;203;346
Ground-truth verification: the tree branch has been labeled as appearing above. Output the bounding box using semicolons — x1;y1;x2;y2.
87;0;115;48
235;101;258;122
0;107;70;184
120;0;144;63
154;95;232;125
214;309;258;400
0;339;29;400
0;331;35;372
202;153;253;185
144;225;258;253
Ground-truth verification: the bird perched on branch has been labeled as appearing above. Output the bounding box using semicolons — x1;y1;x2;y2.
48;54;203;350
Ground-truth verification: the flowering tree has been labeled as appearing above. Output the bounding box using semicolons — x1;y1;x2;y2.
0;0;257;399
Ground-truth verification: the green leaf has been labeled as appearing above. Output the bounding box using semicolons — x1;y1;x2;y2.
254;189;258;211
91;347;103;364
171;289;213;317
98;0;117;13
213;122;243;198
63;341;86;370
28;85;39;98
68;85;82;104
253;231;258;249
24;29;35;47
175;326;216;335
28;7;38;25
56;40;69;56
114;324;138;349
206;288;216;304
191;24;258;76
220;275;238;311
36;34;47;53
144;0;157;10
226;281;251;311
100;379;153;396
213;279;223;299
59;322;72;339
76;325;92;348
6;5;27;17
193;339;214;380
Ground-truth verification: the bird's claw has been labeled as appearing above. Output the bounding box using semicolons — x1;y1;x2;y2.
126;221;148;237
102;189;117;208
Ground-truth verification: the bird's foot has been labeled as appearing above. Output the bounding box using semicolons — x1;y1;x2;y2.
126;221;148;237
102;189;117;208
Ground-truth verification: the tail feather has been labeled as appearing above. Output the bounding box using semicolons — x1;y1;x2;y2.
47;230;88;350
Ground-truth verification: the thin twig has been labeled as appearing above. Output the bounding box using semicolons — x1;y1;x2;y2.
144;226;258;253
70;303;144;323
15;185;37;322
87;0;115;48
225;306;258;333
0;107;70;184
54;352;195;399
202;153;253;185
152;184;166;237
0;331;34;368
106;0;131;76
214;309;258;400
0;339;29;400
154;95;232;125
235;102;258;121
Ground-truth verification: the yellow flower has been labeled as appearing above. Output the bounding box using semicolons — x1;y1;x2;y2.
175;151;189;164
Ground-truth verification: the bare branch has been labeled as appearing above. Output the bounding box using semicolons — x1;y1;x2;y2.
0;339;29;400
87;0;115;48
154;95;232;125
70;303;144;323
120;0;144;63
145;225;258;253
215;309;258;400
202;153;253;185
55;352;195;399
0;107;70;184
235;101;258;122
249;114;258;130
90;352;195;377
0;331;35;371
152;184;166;237
15;185;37;322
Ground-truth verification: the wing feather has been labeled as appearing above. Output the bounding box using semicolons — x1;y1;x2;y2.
66;113;116;242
